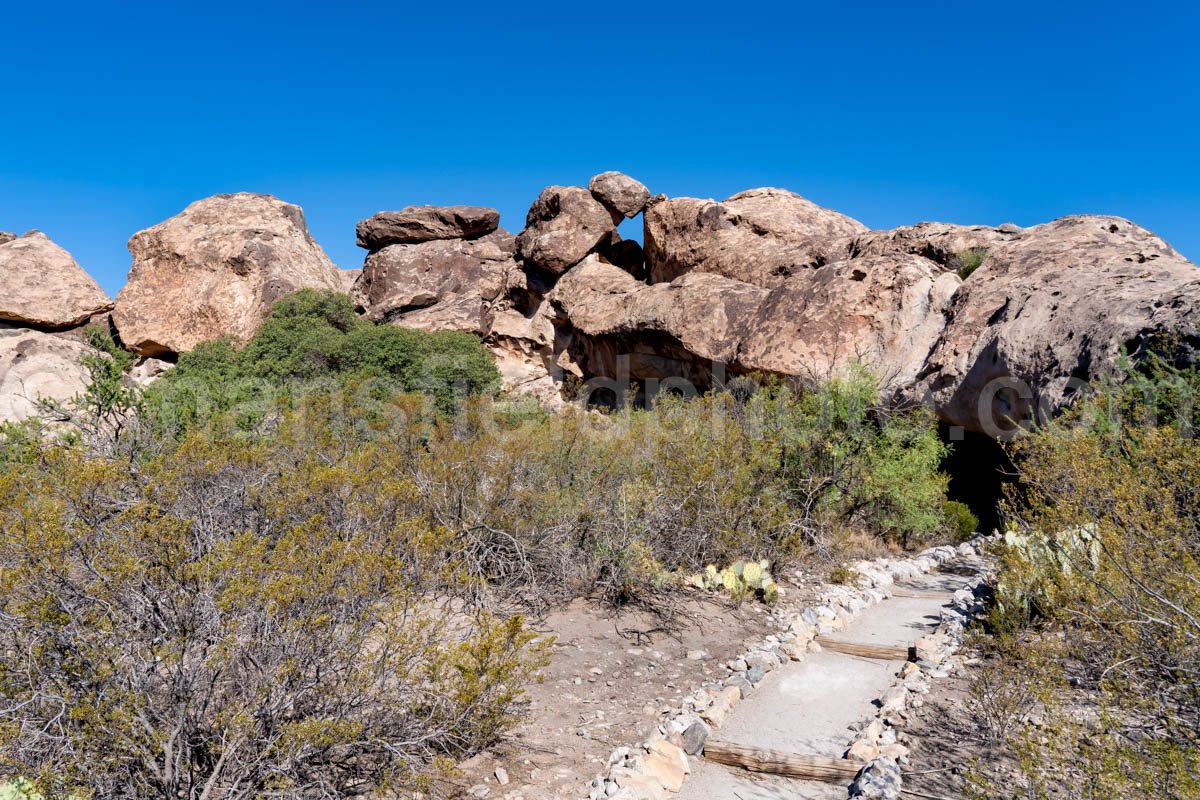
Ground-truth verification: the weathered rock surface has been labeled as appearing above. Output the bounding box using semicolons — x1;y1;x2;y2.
589;171;651;219
352;229;514;323
515;186;616;275
740;255;960;390
0;232;113;328
338;269;361;294
644;188;868;287
113;193;342;356
847;221;1022;270
0;232;15;245
913;215;1200;434
0;328;93;422
355;205;500;251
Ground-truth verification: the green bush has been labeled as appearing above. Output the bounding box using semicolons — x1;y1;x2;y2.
976;359;1200;797
144;290;501;432
943;499;980;541
956;247;989;280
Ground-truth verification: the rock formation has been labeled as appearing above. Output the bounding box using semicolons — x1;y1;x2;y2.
3;174;1196;437
113;193;343;356
351;227;514;335
356;205;500;251
360;173;1199;436
0;232;113;328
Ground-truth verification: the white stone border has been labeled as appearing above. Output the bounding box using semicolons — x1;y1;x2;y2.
586;537;993;800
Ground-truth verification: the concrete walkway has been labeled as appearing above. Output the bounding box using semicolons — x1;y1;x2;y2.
678;567;979;799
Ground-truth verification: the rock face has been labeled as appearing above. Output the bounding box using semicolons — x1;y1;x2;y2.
589;171;651;219
0;232;15;245
0;232;113;328
0;328;93;422
515;186;616;275
741;255;960;390
913;215;1200;434
113;193;342;356
356;205;500;251
644;188;868;287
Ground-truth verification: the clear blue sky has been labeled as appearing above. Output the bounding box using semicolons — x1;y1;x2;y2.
2;1;1197;296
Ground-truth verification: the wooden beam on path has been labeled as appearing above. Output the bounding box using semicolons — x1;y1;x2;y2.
891;588;952;600
814;636;913;661
703;740;861;783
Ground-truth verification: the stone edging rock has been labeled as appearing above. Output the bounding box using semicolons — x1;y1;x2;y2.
586;538;991;800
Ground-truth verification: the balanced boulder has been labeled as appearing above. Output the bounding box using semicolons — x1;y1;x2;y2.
356;205;500;251
589;171;651;219
113;193;342;356
515;186;616;275
644;188;867;287
0;232;113;329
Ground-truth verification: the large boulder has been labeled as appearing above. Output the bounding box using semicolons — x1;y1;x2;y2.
0;232;113;329
914;215;1200;434
113;193;342;356
356;205;500;251
515;186;617;275
589;171;651;219
0;328;93;423
351;229;515;330
644;188;868;287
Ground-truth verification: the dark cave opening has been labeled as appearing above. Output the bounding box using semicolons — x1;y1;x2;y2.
939;423;1017;535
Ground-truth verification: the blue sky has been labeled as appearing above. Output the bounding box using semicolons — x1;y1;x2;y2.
2;1;1197;295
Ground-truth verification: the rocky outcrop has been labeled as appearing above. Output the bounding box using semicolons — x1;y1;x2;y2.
644;188;868;287
356;205;500;251
589;171;651;219
0;232;113;329
515;186;616;275
113;193;342;356
0;328;93;422
0;232;15;245
913;215;1200;434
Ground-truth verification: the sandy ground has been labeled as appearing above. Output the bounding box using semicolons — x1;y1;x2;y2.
448;594;783;798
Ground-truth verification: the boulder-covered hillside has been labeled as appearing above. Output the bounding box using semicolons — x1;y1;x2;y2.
2;174;1198;435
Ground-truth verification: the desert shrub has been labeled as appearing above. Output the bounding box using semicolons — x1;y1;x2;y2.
943;499;980;541
144;290;501;435
979;363;1200;798
828;564;857;585
955;246;989;280
0;411;547;800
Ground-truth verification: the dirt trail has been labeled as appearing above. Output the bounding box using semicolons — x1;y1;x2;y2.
678;565;981;799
